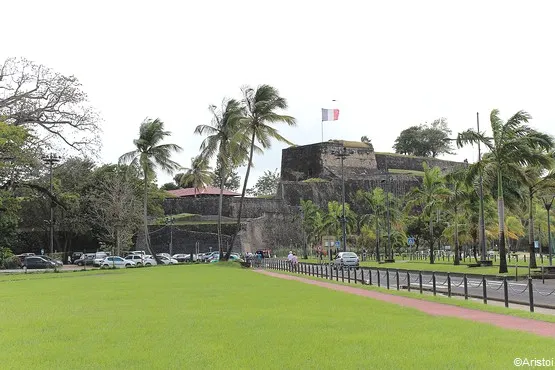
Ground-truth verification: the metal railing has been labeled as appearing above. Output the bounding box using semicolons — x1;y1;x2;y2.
260;260;555;312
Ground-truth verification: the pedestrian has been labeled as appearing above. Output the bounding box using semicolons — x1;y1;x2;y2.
291;253;298;271
67;255;71;264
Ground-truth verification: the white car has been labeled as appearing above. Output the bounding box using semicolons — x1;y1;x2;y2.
159;256;179;265
124;254;144;266
101;256;136;268
142;255;157;266
93;252;109;267
332;252;360;269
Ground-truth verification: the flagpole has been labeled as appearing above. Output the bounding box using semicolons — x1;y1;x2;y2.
321;120;324;143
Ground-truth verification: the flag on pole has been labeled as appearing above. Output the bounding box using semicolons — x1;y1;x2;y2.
321;108;340;121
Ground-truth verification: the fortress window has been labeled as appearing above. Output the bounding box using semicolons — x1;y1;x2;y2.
307;168;313;177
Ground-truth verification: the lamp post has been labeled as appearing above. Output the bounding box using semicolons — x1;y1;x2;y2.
332;146;353;252
42;153;60;255
165;215;175;257
541;195;554;266
381;177;393;262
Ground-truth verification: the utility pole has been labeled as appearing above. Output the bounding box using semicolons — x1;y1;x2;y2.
543;195;554;266
332;146;353;252
42;153;60;255
165;215;175;257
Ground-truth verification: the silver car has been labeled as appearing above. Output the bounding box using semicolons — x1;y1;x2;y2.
332;252;360;269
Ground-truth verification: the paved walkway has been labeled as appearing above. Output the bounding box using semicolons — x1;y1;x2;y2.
256;270;555;338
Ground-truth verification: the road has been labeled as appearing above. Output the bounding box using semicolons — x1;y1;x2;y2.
276;261;555;309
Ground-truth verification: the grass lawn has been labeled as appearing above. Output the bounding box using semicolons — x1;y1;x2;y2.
304;257;543;277
1;265;554;369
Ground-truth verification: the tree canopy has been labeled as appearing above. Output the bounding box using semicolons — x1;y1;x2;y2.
393;118;453;157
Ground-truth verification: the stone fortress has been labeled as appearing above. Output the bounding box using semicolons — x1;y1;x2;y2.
146;140;463;254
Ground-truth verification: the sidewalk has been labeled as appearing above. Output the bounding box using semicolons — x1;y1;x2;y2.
256;270;555;338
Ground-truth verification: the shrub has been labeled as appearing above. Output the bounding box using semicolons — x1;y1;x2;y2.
1;255;21;269
302;178;329;183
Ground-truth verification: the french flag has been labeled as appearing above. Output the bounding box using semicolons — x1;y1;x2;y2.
321;108;340;121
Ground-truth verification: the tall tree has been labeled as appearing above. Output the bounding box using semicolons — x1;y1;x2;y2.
210;158;241;191
247;169;280;196
0;57;100;151
179;156;213;196
195;99;249;257
519;167;555;268
393;118;453;157
457;109;554;273
227;85;296;259
119;118;182;259
406;163;450;264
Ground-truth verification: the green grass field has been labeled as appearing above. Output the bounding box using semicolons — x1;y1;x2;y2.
305;257;546;276
1;265;553;369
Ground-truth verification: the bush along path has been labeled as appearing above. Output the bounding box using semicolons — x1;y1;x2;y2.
255;269;555;338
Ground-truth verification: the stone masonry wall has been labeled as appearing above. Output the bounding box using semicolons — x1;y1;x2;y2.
374;153;463;172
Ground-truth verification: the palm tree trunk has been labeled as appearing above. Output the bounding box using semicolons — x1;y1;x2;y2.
143;174;154;260
429;213;434;264
227;130;257;260
454;206;460;265
528;189;538;268
217;168;225;260
498;172;508;273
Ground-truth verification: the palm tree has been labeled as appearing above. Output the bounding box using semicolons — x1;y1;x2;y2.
179;156;213;197
299;199;323;259
119;118;182;259
457;109;554;273
322;201;357;246
444;170;469;265
226;85;296;259
519;167;555;268
195;99;250;258
406;162;450;264
358;188;386;261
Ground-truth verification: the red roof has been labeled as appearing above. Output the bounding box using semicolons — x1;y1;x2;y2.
167;186;240;197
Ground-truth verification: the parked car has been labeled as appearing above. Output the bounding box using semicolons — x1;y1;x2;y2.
210;254;244;263
16;253;35;267
158;256;179;265
100;256;136;268
23;256;57;269
124;254;144;266
204;252;220;262
126;250;146;256
172;254;189;263
332;252;360;269
156;253;171;259
93;252;110;267
75;253;95;266
41;255;64;267
71;252;84;263
142;255;157;266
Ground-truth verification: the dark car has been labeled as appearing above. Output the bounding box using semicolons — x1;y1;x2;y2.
16;253;35;267
74;253;95;266
71;252;84;263
40;255;64;267
23;256;57;269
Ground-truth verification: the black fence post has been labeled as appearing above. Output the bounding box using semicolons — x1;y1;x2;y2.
482;275;487;304
463;274;468;300
528;277;534;313
341;266;345;282
347;268;351;284
447;273;452;298
355;268;358;284
503;277;509;308
407;271;410;292
386;269;390;290
369;268;373;285
336;266;339;282
377;269;381;287
396;270;400;290
419;272;423;294
361;268;365;284
432;272;436;296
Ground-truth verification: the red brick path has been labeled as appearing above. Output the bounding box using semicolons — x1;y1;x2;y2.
256;270;555;338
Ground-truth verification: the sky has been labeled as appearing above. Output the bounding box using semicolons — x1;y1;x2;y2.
2;0;555;188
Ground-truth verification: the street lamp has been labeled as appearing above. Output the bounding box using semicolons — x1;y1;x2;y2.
541;195;554;266
165;215;175;257
332;146;354;251
42;153;60;255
